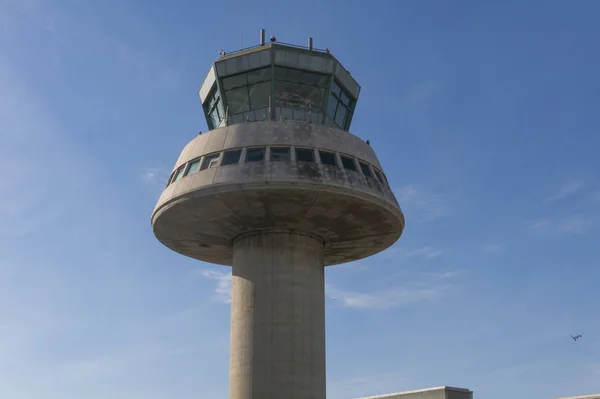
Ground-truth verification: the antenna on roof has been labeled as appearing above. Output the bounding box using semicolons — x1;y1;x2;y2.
260;29;266;46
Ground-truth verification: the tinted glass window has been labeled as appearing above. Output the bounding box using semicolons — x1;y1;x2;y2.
222;74;247;90
246;147;265;162
296;148;314;162
173;166;185;182
271;147;290;161
201;154;220;170
340;156;356;171
335;105;347;128
359;162;372;177
187;159;201;175
319;151;336;166
247;68;271;84
248;81;270;109
221;149;242;165
226;87;250;114
374;170;384;183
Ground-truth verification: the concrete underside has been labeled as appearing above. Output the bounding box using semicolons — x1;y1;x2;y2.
229;232;326;399
152;184;403;266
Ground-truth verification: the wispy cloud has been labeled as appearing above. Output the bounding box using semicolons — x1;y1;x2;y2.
531;215;594;235
546;181;585;203
198;269;232;304
326;271;459;310
395;185;451;223
383;245;444;260
141;167;170;186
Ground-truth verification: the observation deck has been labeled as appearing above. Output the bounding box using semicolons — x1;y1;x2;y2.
199;37;360;130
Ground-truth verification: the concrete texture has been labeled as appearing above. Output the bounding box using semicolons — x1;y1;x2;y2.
151;121;404;266
229;231;326;399
356;386;473;399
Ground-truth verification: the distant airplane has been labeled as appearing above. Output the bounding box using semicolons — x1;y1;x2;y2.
570;333;583;342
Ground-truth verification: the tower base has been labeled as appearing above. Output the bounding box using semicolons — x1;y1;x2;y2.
229;231;326;399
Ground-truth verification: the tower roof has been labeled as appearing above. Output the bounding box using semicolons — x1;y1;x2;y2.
198;34;361;132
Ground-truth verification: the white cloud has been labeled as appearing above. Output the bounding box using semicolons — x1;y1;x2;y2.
141;167;171;186
547;181;585;203
198;269;232;304
383;245;444;260
395;185;451;223
531;215;593;235
326;271;459;310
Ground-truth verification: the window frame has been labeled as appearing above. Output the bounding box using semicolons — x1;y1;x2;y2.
221;149;242;166
270;146;291;162
201;153;220;170
318;150;337;166
246;147;266;162
340;155;357;171
295;147;315;163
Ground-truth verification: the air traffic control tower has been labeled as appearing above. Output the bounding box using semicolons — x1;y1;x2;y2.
151;30;405;399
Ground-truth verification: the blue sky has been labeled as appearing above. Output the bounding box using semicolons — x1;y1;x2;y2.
1;0;599;398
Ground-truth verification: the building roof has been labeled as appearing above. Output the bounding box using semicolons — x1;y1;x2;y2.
555;395;600;399
357;386;473;398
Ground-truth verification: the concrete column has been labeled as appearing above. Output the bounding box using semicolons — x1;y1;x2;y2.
229;231;326;399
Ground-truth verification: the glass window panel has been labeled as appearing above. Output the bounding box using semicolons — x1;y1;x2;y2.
275;50;286;64
225;87;250;113
243;110;256;122
299;86;325;108
201;154;220;170
275;81;324;109
209;111;219;129
230;113;244;124
293;109;306;121
298;54;310;69
335;104;348;128
310;111;323;124
186;159;200;175
374;170;384;183
237;55;250;72
296;148;314;163
216;61;227;76
186;159;201;175
246;147;265;162
270;147;290;162
225;58;238;75
275;67;303;83
327;94;338;118
322;58;334;73
359;162;372;177
222;149;242;165
248;81;270;109
310;55;323;72
173;166;185;182
319;151;336;166
275;81;301;107
255;107;269;121
285;51;299;67
331;81;341;97
279;107;293;120
222;74;247;90
248;52;261;69
259;50;271;66
340;155;356;171
247;68;271;84
340;90;351;106
302;71;329;88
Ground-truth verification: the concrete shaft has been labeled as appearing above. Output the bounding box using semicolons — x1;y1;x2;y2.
229;232;326;399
